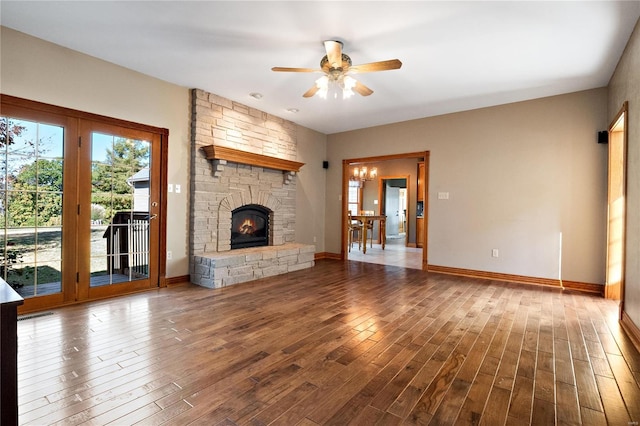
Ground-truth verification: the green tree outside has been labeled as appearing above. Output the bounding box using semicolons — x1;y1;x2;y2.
92;137;149;220
5;159;63;227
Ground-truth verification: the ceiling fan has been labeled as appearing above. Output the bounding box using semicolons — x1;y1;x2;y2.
272;40;402;99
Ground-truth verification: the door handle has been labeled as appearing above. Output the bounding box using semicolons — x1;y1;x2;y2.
149;214;158;220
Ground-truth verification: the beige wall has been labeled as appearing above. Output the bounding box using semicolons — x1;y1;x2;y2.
0;27;327;277
327;88;608;284
608;18;640;329
1;27;192;277
295;125;327;251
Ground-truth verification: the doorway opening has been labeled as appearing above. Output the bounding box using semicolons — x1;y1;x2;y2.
379;177;409;246
342;151;429;270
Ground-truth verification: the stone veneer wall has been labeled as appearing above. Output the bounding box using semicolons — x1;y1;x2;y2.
190;89;300;255
192;89;297;160
189;89;313;288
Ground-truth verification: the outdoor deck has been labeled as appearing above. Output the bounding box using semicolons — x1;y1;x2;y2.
15;274;132;298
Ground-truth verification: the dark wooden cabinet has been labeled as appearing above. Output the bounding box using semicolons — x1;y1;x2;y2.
1;279;24;426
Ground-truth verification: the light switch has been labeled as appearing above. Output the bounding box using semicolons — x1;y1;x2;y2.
175;184;181;193
438;192;449;200
167;184;173;193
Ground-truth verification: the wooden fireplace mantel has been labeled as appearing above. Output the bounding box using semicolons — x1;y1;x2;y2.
202;145;304;173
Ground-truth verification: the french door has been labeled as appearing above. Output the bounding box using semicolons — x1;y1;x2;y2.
1;96;166;312
78;121;161;301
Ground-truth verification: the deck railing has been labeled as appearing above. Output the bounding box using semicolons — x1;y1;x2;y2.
103;211;150;278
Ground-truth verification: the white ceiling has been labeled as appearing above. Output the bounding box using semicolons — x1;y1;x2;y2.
1;1;639;134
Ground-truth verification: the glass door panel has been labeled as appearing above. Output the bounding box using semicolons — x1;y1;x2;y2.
88;131;152;288
0;117;64;298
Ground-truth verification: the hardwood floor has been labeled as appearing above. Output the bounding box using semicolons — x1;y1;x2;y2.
17;260;640;425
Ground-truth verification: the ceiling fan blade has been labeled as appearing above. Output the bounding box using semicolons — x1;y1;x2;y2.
303;84;320;98
349;59;402;73
353;80;373;96
272;67;322;73
324;40;343;68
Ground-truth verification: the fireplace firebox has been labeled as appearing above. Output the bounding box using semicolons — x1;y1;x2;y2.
230;204;270;249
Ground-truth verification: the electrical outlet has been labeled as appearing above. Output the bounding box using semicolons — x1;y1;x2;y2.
492;249;499;258
167;251;172;260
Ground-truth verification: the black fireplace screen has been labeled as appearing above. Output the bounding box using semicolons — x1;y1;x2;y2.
230;204;270;249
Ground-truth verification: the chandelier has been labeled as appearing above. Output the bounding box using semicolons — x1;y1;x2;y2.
351;166;377;181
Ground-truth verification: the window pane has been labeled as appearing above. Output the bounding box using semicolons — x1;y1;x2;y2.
36;191;63;227
37;123;64;159
35;228;62;262
7;190;36;227
7;119;37;157
348;187;357;202
0;158;6;191
90;133;151;287
36;159;63;191
0;117;64;298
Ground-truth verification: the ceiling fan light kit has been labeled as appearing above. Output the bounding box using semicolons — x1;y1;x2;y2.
314;74;357;100
272;40;402;99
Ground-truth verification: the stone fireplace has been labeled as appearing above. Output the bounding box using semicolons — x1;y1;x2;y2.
189;89;315;288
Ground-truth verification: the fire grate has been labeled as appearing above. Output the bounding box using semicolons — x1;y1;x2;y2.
231;204;270;249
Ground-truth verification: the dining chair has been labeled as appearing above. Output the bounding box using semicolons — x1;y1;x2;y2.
347;213;363;252
360;211;374;248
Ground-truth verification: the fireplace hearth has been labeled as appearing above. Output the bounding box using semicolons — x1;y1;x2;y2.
231;204;270;249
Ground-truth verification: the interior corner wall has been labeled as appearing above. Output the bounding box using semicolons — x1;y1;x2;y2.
294;125;328;253
608;17;640;331
326;88;608;285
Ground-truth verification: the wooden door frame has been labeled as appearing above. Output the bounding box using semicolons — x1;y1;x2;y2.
378;175;410;246
78;121;164;301
1;95;168;314
342;151;429;270
0;102;78;312
605;101;628;306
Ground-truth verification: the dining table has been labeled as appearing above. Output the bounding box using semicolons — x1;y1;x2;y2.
351;214;386;254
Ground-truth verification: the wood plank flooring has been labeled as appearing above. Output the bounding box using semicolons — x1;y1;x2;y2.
16;260;640;425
